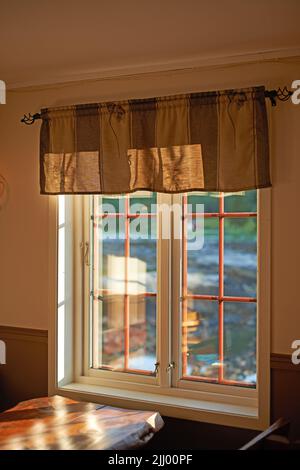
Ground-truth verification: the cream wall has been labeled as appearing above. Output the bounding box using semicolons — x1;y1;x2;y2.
0;60;300;353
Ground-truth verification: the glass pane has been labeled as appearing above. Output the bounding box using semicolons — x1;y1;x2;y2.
95;195;126;215
58;226;65;305
92;195;157;375
224;218;257;297
224;190;257;212
96;217;126;292
96;295;125;370
224;302;256;385
129;296;156;372
130;217;157;292
94;210;125;370
130;192;157;214
183;300;219;380
186;218;219;295
187;192;219;213
57;304;65;383
58;195;65;226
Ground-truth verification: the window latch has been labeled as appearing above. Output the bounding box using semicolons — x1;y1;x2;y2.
166;361;175;373
154;362;160;375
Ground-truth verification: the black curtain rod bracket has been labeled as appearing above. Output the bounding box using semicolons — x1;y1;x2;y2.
20;87;293;125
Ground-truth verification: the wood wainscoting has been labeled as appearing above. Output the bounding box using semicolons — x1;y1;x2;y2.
0;326;299;446
271;353;300;440
0;325;48;411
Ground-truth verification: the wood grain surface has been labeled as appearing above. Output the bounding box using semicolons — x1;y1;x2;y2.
0;395;164;450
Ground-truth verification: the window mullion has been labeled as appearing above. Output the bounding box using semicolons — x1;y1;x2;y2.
157;193;172;388
218;193;224;383
74;195;87;379
124;196;130;371
171;193;183;388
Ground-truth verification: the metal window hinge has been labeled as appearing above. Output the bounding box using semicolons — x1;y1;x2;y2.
80;241;90;267
166;361;175;373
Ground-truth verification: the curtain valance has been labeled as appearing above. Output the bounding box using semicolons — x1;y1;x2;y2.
40;86;271;194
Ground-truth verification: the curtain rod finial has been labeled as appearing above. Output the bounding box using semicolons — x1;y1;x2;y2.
264;87;293;106
20;112;41;125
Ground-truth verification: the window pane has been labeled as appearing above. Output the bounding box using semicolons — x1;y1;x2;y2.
96;195;126;214
58;226;65;305
96;217;125;292
58;195;65;226
182;191;258;388
224;218;257;297
129;296;156;372
96;295;125;369
224;190;257;212
130;218;157;292
57;304;65;383
130;192;157;214
224;302;256;385
182;300;219;380
92;195;157;375
187;218;219;295
187;193;219;213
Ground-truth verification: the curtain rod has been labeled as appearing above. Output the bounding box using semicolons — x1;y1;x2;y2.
20;87;292;125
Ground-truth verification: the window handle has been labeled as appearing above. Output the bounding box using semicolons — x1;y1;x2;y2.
166;361;175;373
80;241;90;267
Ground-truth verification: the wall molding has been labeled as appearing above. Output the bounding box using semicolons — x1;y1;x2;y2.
270;353;300;371
7;47;300;91
0;325;48;344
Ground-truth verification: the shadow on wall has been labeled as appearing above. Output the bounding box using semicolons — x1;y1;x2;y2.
144;416;258;450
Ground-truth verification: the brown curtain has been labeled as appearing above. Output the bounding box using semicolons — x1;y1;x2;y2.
40;86;270;194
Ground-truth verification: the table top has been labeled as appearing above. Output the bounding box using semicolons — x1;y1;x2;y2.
0;395;164;450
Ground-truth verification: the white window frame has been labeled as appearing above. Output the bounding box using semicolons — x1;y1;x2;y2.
48;189;271;430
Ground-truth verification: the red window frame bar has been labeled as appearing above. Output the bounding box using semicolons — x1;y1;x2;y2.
92;195;157;376
181;193;257;388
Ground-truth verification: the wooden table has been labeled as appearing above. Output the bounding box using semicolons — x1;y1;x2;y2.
0;395;164;450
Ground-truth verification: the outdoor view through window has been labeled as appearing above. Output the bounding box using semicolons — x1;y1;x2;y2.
90;191;257;388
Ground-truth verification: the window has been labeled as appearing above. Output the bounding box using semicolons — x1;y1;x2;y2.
179;192;257;387
90;194;158;375
53;189;270;429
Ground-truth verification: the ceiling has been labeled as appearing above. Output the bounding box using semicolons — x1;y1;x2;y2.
1;0;300;88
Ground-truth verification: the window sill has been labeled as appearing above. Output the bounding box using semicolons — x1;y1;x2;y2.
57;381;265;430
